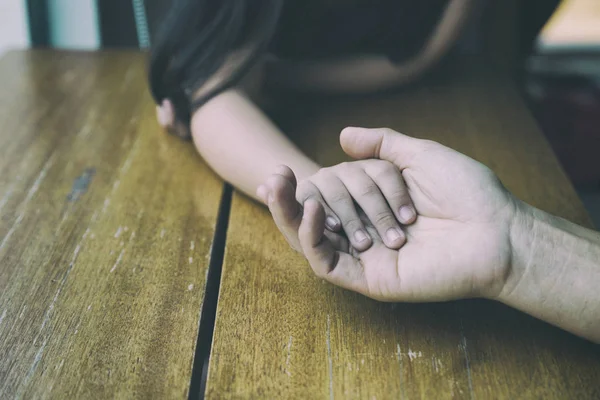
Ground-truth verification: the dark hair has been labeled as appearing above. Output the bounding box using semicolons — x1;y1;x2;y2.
148;0;283;135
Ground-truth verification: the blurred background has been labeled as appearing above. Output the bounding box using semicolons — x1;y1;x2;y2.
1;0;598;226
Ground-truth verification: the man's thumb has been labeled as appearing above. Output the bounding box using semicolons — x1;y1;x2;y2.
340;127;420;169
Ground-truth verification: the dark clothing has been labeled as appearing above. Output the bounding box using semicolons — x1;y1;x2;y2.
271;0;451;62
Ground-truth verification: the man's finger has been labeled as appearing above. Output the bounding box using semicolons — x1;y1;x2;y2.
339;127;424;170
299;199;369;296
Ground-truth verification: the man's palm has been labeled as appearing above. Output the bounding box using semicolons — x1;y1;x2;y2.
268;128;516;302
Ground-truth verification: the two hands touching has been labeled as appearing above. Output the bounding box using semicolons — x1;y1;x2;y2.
257;127;515;303
259;127;600;343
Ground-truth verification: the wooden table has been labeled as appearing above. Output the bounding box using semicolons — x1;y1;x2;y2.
0;51;598;399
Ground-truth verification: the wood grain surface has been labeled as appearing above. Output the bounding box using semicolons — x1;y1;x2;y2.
206;59;599;399
0;51;223;398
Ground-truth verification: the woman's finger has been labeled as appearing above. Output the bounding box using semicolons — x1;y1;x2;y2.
365;161;416;225
336;167;406;249
308;174;373;252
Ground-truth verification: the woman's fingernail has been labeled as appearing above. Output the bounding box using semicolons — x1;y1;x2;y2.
354;230;370;243
399;206;415;223
325;216;339;230
386;228;403;243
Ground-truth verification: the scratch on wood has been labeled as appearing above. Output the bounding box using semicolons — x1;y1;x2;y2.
24;152;57;205
22;338;48;389
0;309;6;326
19;305;27;319
95;140;139;218
0;185;15;214
114;226;123;238
285;336;293;377
407;349;422;361
396;344;406;399
189;257;193;264
78;122;93;139
460;320;474;399
23;242;81;387
110;250;125;273
190;241;195;251
101;198;111;214
326;315;334;400
120;149;135;175
0;213;24;252
431;356;443;374
74;319;82;335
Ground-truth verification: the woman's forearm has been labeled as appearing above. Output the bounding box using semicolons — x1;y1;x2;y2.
501;201;600;342
190;90;320;200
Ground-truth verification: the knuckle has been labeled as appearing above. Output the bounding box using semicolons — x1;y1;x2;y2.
389;191;411;205
377;127;396;136
357;183;380;198
315;168;329;178
342;218;363;231
418;139;439;152
327;190;351;205
296;181;317;202
373;211;396;226
373;162;399;178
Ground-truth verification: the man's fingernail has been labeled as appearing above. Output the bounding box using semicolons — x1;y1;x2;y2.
354;230;370;243
399;206;415;223
386;228;403;243
325;216;339;230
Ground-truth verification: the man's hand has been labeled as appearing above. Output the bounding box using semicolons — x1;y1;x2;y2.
262;127;517;302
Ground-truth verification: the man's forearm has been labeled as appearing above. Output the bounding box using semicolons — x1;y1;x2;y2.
191;90;320;200
501;200;600;342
